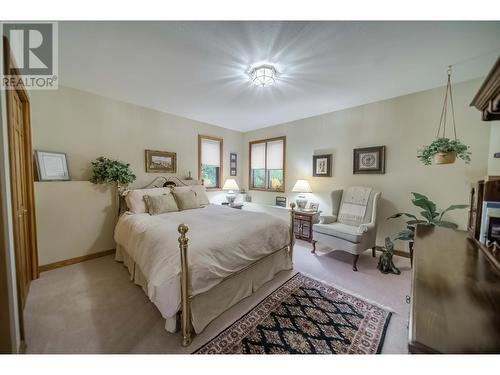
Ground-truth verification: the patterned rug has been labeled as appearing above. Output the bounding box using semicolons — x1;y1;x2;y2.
195;273;392;354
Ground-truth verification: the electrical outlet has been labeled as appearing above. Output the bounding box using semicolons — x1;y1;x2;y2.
494;152;500;158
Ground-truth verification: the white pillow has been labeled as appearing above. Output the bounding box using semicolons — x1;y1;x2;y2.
190;185;210;206
124;187;171;214
173;185;209;206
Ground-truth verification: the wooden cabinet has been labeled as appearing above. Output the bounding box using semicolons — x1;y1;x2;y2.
409;226;500;353
294;211;320;242
470;56;500;122
467;179;500;269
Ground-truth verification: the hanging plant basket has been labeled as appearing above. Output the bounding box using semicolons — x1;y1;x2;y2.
417;137;470;166
417;66;471;166
433;151;456;165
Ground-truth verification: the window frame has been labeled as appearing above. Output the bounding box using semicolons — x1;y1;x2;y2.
198;134;223;190
248;136;286;193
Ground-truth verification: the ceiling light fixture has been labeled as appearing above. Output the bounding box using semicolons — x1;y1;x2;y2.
249;64;278;87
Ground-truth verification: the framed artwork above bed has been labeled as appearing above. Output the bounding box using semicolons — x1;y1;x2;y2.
145;150;177;173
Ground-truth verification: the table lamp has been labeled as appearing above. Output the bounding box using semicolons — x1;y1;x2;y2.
292;179;312;209
222;178;239;204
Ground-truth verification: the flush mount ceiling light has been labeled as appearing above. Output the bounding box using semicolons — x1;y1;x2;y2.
249;64;278;87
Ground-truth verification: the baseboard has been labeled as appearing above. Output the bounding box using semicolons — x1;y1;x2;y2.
38;249;116;273
373;246;410;259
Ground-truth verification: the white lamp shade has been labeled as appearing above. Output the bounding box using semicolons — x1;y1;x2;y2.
223;178;240;191
292;179;312;193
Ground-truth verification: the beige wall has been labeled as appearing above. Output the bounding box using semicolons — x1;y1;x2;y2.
31;79;493;264
242;79;491;250
31;86;244;265
488;122;500;176
34;181;117;265
31;86;244;188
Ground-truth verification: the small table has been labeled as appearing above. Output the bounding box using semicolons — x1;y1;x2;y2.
221;202;243;210
294;210;321;243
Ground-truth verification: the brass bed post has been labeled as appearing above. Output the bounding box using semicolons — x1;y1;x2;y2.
289;203;296;259
178;223;192;347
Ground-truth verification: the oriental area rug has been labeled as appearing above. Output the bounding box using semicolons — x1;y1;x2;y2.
195;273;392;354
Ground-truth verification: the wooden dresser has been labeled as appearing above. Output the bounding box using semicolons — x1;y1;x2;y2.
409;225;500;353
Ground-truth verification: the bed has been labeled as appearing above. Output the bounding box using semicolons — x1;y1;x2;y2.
114;177;296;346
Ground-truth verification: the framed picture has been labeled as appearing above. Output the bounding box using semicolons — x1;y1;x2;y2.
308;202;319;212
312;154;332;177
145;150;177;173
34;150;70;181
275;196;288;207
353;146;386;174
230;152;237;176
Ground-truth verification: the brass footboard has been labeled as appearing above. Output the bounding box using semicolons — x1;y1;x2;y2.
177;203;296;347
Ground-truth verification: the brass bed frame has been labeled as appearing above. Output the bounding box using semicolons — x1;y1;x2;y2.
121;176;296;347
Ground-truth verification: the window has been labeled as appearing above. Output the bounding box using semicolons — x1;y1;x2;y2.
249;136;286;192
199;135;223;189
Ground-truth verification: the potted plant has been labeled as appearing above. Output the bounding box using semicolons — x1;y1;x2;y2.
90;157;136;192
418;67;472;166
417;137;471;165
387;192;467;262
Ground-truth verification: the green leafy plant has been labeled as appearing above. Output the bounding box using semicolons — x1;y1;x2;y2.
90;157;136;187
387;192;468;242
417;137;471;165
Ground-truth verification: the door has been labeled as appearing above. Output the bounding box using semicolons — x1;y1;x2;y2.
3;37;39;342
9;88;31;308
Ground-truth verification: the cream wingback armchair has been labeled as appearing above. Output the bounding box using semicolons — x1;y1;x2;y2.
312;187;381;271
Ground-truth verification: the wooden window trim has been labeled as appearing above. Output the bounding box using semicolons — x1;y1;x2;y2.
198;134;223;190
248;136;286;193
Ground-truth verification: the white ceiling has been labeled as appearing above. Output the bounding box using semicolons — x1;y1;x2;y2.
59;21;500;132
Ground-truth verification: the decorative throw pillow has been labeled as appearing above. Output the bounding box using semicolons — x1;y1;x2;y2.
124;187;171;214
172;190;200;211
143;193;179;215
173;185;210;206
189;185;210;206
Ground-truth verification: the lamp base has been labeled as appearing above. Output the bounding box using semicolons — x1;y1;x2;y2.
296;195;308;210
226;193;236;204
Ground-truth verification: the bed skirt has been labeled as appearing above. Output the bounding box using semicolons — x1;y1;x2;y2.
115;244;293;334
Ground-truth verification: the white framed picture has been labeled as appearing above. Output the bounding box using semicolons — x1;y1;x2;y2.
35;150;70;181
308;202;319;212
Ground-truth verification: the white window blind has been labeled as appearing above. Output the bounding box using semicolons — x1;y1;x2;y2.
266;140;283;169
249;137;286;192
251;142;266;169
201;138;220;166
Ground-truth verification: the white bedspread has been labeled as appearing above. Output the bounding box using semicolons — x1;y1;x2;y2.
114;204;290;318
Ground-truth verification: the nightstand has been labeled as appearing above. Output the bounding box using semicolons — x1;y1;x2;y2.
294;210;321;242
221;202;244;210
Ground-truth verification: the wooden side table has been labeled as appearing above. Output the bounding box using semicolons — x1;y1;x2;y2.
294;210;321;243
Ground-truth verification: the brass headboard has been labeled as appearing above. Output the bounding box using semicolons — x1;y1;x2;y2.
119;177;204;214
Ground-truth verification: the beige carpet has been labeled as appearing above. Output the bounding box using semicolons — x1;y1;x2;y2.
24;241;411;353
